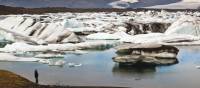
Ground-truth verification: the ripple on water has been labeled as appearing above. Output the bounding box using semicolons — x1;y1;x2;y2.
0;47;200;88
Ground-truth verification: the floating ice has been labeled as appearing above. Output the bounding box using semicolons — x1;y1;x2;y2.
35;53;64;58
48;59;66;66
196;66;200;69
68;63;82;67
165;16;200;37
120;33;199;44
86;33;120;40
0;53;40;62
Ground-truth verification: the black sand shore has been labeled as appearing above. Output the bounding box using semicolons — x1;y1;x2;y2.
0;70;128;88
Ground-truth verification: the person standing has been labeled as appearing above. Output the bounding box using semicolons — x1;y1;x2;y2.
34;69;39;84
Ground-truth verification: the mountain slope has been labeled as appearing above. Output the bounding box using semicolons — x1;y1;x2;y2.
0;0;199;9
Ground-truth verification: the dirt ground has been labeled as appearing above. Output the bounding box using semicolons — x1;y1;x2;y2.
0;70;127;88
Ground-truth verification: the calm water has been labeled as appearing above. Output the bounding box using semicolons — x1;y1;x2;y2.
1;47;200;88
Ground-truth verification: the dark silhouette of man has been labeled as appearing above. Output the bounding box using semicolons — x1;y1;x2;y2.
34;69;39;84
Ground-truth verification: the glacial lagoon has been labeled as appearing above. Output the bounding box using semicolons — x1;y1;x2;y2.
0;46;200;88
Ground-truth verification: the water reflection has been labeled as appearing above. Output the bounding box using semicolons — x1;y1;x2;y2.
1;47;200;87
112;64;156;80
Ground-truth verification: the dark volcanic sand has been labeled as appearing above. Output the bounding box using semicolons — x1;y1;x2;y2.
0;70;127;88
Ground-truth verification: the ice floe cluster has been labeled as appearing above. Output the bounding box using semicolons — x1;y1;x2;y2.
0;10;200;66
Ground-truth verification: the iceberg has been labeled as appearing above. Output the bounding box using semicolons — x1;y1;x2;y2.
0;53;40;62
86;31;132;40
0;17;80;44
0;41;119;52
48;59;66;66
86;33;120;40
113;43;179;66
120;33;199;44
165;16;200;37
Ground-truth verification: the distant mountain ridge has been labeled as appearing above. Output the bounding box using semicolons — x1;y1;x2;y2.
0;0;192;8
0;5;200;15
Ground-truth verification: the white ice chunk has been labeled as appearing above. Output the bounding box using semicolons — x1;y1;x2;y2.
68;63;82;67
35;54;64;58
0;41;118;52
0;53;40;62
86;33;120;40
120;33;199;44
165;16;200;37
48;59;66;66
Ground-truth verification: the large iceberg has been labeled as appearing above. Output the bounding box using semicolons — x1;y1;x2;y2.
86;33;120;40
0;53;40;62
120;16;200;44
120;33;199;44
0;17;81;44
0;41;119;52
86;32;132;40
165;16;200;37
